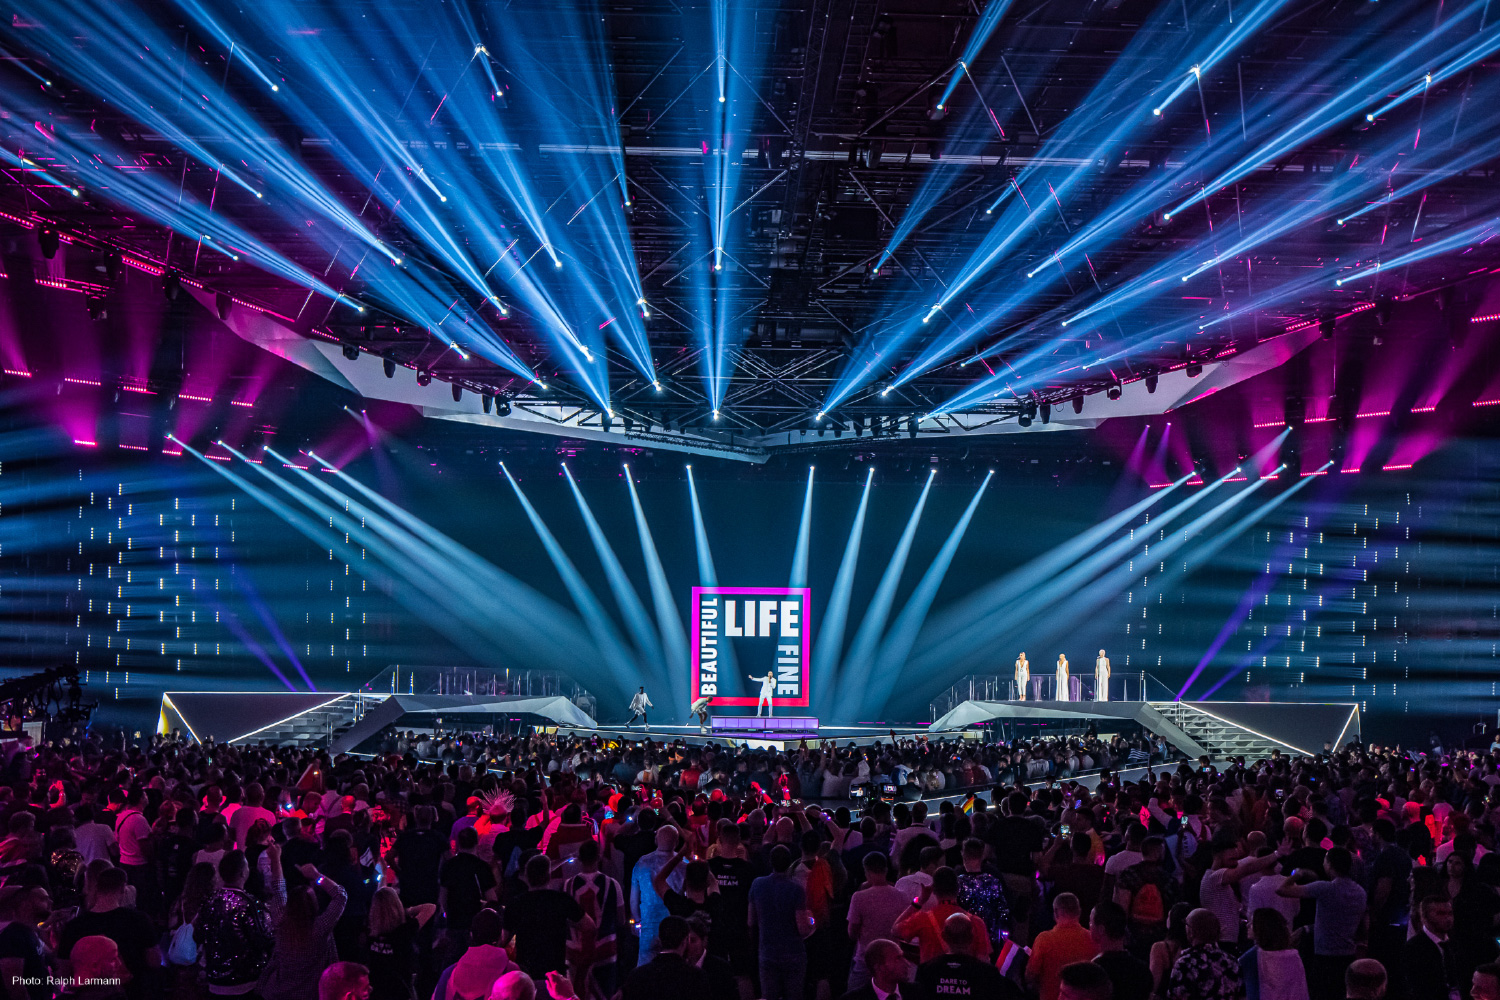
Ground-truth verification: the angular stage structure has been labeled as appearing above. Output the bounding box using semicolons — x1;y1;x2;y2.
159;666;599;754
930;698;1361;760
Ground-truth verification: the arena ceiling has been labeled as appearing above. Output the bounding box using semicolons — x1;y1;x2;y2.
0;0;1497;461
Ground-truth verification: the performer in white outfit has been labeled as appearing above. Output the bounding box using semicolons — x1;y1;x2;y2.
1055;654;1070;701
749;671;776;717
1095;649;1111;701
1014;652;1030;701
626;687;652;729
690;695;712;732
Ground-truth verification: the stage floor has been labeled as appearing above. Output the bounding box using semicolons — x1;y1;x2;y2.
551;721;940;750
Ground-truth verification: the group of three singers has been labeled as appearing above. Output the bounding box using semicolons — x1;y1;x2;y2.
1013;650;1112;701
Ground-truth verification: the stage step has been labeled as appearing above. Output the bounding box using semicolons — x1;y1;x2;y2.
1150;702;1294;760
231;694;375;748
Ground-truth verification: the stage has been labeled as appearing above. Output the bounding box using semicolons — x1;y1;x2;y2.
550;720;940;750
929;698;1361;760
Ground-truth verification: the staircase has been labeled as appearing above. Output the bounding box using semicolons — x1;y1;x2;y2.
1151;702;1299;760
230;694;388;748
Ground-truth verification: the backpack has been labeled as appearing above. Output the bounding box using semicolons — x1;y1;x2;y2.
1129;878;1167;926
166;922;197;966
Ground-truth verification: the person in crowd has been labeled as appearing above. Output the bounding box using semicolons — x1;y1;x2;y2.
1344;959;1387;1000
955;835;1009;950
228;783;276;852
1060;962;1118;1000
893;865;991;965
628;825;681;965
1198;832;1287;952
1277;846;1366;999
57;866;159;999
72;805;116;866
113;787;155;916
364;885;436;1000
318;962;371;1000
1092;901;1155;1000
682;911;737;1000
503;855;587;981
0;884;52;1000
198;849;277;998
261;860;349;1000
438;826;498;955
749;844;813;1000
1366;818;1411;960
65;935;129;1000
1118;836;1179;955
915;911;1014;999
1152;903;1196;998
847;852;909;992
1472;963;1500;1000
487;971;535;1000
1029;893;1098;1000
559;838;623;999
1165;909;1245;1000
3;707;1492;1000
436;908;511;1000
650;833;722;932
392;805;444;908
836;939;912;1000
1238;908;1308;1000
1403;895;1459;1000
620;915;707;1000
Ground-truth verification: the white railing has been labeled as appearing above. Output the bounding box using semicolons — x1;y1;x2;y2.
930;671;1174;720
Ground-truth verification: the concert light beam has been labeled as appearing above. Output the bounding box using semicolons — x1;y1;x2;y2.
834;469;936;721
624;467;690;717
563;464;665;670
810;466;875;721
861;470;993;720
788;466;815;588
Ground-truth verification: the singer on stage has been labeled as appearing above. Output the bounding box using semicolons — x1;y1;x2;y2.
749;671;776;717
1055;654;1070;702
1015;652;1030;701
1095;649;1111;701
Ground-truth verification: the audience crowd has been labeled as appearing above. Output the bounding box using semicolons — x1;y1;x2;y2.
0;726;1492;1000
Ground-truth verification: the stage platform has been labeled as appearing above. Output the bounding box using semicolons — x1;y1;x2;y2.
551;721;939;750
929;699;1361;760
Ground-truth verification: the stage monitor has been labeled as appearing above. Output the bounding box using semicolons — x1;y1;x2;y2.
691;586;811;709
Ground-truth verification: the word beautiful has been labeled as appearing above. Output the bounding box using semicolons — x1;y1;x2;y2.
691;585;811;708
